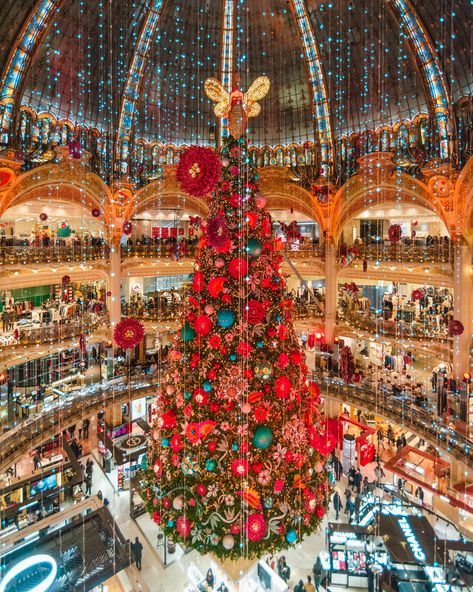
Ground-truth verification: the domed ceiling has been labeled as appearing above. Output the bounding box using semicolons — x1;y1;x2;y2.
0;0;471;146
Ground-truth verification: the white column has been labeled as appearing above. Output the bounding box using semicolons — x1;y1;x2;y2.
324;242;338;345
108;248;122;328
453;243;472;380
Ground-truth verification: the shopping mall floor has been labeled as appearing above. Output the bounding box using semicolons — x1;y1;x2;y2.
72;426;458;592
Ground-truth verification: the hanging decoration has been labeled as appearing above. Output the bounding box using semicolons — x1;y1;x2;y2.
176;146;221;197
142;133;328;560
449;320;464;336
61;275;71;285
68;139;81;159
189;216;202;229
362;259;368;272
114;318;145;349
39;212;48;221
122;221;133;235
204;75;270;140
91;208;100;218
340;248;358;267
339;346;355;384
279;221;301;244
412;288;424;301
388;224;402;243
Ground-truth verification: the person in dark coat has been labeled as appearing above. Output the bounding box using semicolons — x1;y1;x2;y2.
131;537;143;571
332;490;343;520
354;468;363;493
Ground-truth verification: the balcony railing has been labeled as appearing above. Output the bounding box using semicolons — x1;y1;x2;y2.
120;243;198;259
0;313;108;349
0;245;109;265
122;302;323;322
352;243;453;264
341;309;451;340
1;368;472;476
314;371;471;465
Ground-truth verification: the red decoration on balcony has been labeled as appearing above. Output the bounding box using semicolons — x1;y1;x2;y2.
412;288;424;301
339;345;355;384
122;221;133;235
176;146;221;198
91;208;100;218
449;320;464;336
114;318;145;349
39;212;48;221
388;224;402;243
62;275;71;285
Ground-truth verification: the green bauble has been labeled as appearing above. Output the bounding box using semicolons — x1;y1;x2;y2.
246;238;263;257
253;425;273;449
181;323;196;342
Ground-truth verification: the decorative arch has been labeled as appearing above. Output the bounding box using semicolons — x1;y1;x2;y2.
330;153;448;240
258;166;326;231
0;161;114;228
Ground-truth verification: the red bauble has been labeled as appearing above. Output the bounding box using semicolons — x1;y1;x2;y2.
122;221;133;235
176;146;221;197
39;212;48;221
91;208;100;218
388;224;402;243
449;320;464;336
62;275;71;285
194;314;212;336
316;506;325;518
275;375;292;400
412;288;424;301
228;258;249;278
114;318;145;349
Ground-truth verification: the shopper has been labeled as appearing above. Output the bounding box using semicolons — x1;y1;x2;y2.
396;436;403;451
387;424;395;446
354;468;362;493
294;580;305;592
83;418;90;439
33;451;42;470
401;433;407;447
205;568;215;588
305;574;316;592
312;557;323;591
332;490;343;520
131;537;143;571
78;420;83;440
374;464;385;483
376;428;385;450
85;474;92;495
344;488;352;514
86;459;94;478
348;466;356;488
415;485;424;504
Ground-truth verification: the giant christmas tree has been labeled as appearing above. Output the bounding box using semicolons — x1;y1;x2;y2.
142;81;329;560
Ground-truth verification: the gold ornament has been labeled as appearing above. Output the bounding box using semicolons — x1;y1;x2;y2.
205;75;270;139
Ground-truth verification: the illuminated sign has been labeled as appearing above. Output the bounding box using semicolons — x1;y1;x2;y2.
398;517;426;563
0;554;57;592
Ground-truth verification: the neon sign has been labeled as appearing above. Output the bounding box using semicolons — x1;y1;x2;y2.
0;554;57;592
398;517;426;563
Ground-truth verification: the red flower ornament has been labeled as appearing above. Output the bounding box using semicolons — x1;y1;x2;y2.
244;299;266;324
114;318;145;349
176;146;221;197
245;513;267;541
